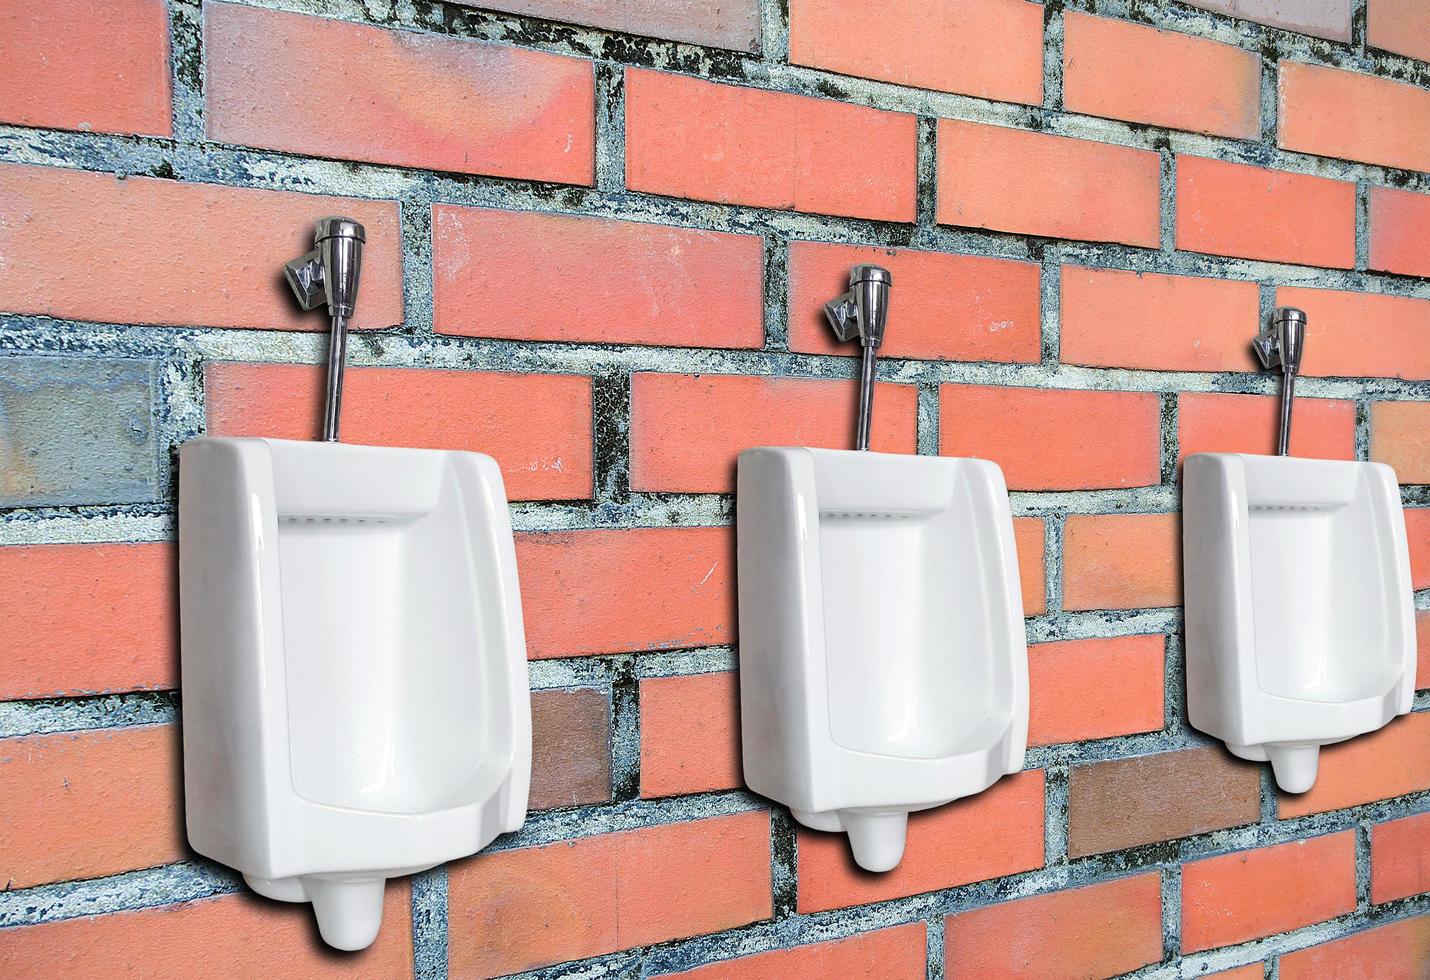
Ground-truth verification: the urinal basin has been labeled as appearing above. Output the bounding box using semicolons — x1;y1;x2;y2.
179;438;530;949
737;448;1029;871
1183;453;1415;793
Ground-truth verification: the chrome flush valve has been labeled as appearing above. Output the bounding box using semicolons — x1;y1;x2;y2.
283;218;366;442
824;265;892;451
1252;306;1307;456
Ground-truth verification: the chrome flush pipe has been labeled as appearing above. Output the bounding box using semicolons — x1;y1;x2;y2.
1252;306;1307;456
824;265;892;450
283;217;366;442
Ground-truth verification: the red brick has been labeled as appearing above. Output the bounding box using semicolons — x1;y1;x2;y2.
517;527;734;659
1369;185;1430;278
205;3;593;183
1064;13;1260;139
0;887;413;980
432;206;764;348
447;811;772;976
1281;915;1430;980
940;385;1162;491
788;241;1041;363
669;923;927;980
1028;635;1165;747
640;672;742;798
937;121;1161;247
0;0;170;137
1178;391;1356;465
1279;712;1430;818
0;727;183;890
1411;509;1430;590
788;0;1042;104
1369;0;1430;62
1063;513;1182;612
1280;61;1430;173
625;69;917;221
529;688;611;811
1059;266;1261;373
797;770;1044;913
630;373;918;493
204;362;592;502
1372;402;1430;484
0;163;404;330
945;874;1164;979
1177;155;1355;268
1183;832;1357;952
1372;811;1430;905
1418;611;1430;690
1276;286;1430;381
0;543;176;700
469;0;760;51
1068;747;1261;857
1016;517;1048;617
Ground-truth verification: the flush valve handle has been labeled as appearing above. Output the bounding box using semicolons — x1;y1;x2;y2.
823;265;892;451
1252;306;1306;457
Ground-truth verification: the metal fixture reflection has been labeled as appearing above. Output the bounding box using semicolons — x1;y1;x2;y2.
824;265;892;450
284;217;366;442
1252;306;1307;456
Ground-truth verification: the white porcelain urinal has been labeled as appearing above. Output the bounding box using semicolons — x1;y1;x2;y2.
1184;453;1416;793
737;447;1029;872
179;437;530;950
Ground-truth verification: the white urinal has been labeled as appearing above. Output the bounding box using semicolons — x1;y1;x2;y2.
737;447;1029;872
1183;453;1416;793
179;437;530;950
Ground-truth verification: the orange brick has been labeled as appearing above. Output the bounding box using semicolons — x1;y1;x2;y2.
1064;13;1260;139
1063;513;1182;612
517;527;734;659
205;3;593;183
204;362;592;502
937;121;1161;247
940;385;1162;491
787;241;1041;363
1015;516;1047;616
432;206;764;348
0;727;183;890
668;923;927;980
1028;635;1165;747
1411;509;1430;590
0;887;413;980
447;811;772;976
1178;391;1356;465
0;0;170;137
1372;811;1430;905
1183;832;1357;952
1280;61;1430;173
1369;185;1430;278
1059;267;1261;373
1279;712;1430;818
476;0;760;51
797;770;1044;913
1177;155;1355;268
640;672;742;798
1418;611;1430;690
1369;0;1430;61
945;874;1164;979
1276;286;1430;381
625;69;917;222
788;0;1042;104
1372;402;1430;483
0;164;403;330
1207;967;1268;980
1282;916;1430;980
630;373;918;493
0;543;176;700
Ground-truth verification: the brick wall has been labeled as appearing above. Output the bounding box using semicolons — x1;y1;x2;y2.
0;0;1428;977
